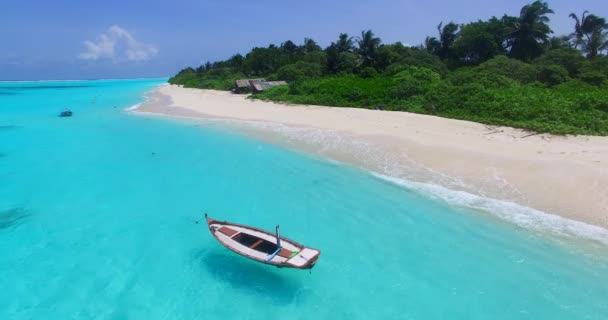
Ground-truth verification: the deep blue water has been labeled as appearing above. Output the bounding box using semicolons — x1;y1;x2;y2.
1;79;607;319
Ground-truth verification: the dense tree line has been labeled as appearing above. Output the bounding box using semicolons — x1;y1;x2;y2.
170;1;608;135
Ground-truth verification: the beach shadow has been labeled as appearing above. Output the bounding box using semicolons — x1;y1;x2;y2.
194;249;306;305
0;207;30;230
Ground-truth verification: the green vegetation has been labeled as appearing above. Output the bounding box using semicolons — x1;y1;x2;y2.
170;1;608;135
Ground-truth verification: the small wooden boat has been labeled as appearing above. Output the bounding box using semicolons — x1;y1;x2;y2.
204;214;321;269
59;109;73;117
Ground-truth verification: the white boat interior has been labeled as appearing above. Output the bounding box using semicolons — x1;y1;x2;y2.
209;222;320;268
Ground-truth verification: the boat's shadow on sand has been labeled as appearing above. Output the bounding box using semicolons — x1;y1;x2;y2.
196;250;307;305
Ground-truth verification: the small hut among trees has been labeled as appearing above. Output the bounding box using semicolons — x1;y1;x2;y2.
234;79;265;93
233;79;287;93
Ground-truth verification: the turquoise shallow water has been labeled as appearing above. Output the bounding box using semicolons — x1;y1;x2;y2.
1;79;607;319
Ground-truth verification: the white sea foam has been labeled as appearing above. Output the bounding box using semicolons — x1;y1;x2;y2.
373;173;608;246
124;85;163;111
124;103;142;111
130;102;608;246
230;120;608;246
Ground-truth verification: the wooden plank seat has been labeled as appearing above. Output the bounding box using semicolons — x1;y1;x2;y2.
277;248;295;258
250;239;264;249
218;227;239;238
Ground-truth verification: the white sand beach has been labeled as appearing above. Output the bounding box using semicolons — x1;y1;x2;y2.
134;84;608;229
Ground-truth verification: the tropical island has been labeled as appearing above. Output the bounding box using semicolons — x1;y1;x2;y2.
6;1;608;318
139;1;608;227
169;1;608;135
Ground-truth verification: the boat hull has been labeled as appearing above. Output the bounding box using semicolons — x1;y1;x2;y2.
205;215;320;270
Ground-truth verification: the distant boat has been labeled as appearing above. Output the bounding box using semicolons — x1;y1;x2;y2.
204;214;321;269
59;109;73;117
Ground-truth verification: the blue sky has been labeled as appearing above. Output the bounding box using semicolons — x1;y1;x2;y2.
1;0;606;80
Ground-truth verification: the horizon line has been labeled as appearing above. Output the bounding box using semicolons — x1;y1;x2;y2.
0;76;169;83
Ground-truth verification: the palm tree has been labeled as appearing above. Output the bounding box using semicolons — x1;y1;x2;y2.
356;30;381;68
583;28;608;59
336;33;355;53
424;36;440;55
438;22;459;59
424;22;459;60
569;12;608;58
281;40;299;55
508;1;554;61
303;38;321;53
548;35;572;50
569;11;589;49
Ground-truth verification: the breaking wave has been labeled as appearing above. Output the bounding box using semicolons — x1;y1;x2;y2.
132;102;608;246
237;120;608;246
374;173;608;246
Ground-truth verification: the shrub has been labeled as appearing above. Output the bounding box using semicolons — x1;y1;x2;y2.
336;52;359;74
579;71;607;86
253;84;290;100
207;67;236;77
302;51;328;67
256;75;393;108
391;67;441;98
448;67;518;89
276;61;323;81
588;57;608;77
537;65;570;86
533;49;586;77
384;63;408;76
396;48;448;76
254;72;608;135
476;56;538;83
359;67;378;78
184;78;202;88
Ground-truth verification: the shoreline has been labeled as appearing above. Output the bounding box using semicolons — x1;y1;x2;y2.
131;84;608;234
